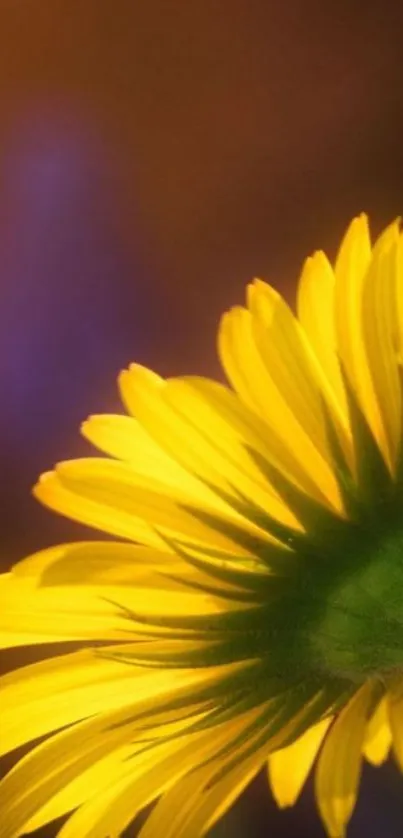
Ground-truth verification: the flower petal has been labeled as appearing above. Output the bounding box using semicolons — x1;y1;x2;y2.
0;666;224;837
362;696;392;766
394;234;403;362
297;250;347;419
119;366;298;528
25;743;142;834
0;542;225;649
55;720;251;838
34;461;262;555
315;681;379;838
268;718;331;807
0;648;159;755
219;290;342;509
360;223;402;469
0;566;138;647
137;709;266;838
333;215;400;468
34;470;164;549
82;412;230;506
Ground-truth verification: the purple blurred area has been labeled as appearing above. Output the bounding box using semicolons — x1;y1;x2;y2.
0;1;403;836
1;112;148;441
0;108;164;560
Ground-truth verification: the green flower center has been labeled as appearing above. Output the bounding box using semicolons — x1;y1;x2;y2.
312;519;403;681
245;394;403;690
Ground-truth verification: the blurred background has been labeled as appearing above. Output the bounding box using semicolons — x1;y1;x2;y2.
0;1;403;835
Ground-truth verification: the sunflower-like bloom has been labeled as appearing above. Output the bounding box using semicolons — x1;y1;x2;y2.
1;216;403;838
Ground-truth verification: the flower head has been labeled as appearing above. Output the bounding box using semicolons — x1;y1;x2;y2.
1;215;402;838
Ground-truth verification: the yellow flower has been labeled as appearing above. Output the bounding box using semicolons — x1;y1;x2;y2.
1;215;403;838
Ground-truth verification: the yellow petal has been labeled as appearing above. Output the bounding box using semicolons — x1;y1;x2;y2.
25;742;139;834
163;377;300;523
0;567;138;647
34;469;164;549
334;215;393;466
0;696;159;836
362;696;392;766
138;708;266;838
34;462;258;555
171;375;323;506
11;539;206;592
360;223;402;469
55;719;247;838
0;648;150;755
248;280;343;498
152;751;262;838
82;412;232;507
0;666;224;837
393;233;403;361
315;681;378;838
119;366;298;529
334;216;372;374
1;640;228;761
26;713;212;835
53;741;189;837
12;540;170;584
0;542;225;650
220;291;342;510
268;717;331;807
297;250;347;419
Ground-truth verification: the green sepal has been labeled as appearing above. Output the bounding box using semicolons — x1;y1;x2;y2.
180;480;302;566
156;531;280;599
101;595;270;634
204;678;351;788
248;448;356;559
97;639;254;669
197;697;284;779
103;658;260;732
158;571;255;602
128;669;289;754
187;494;304;562
97;621;296;669
170;547;276;592
201;682;314;785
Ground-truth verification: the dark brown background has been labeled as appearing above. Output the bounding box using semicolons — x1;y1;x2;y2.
0;1;403;835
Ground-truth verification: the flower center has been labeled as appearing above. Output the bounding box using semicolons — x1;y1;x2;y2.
311;517;403;682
